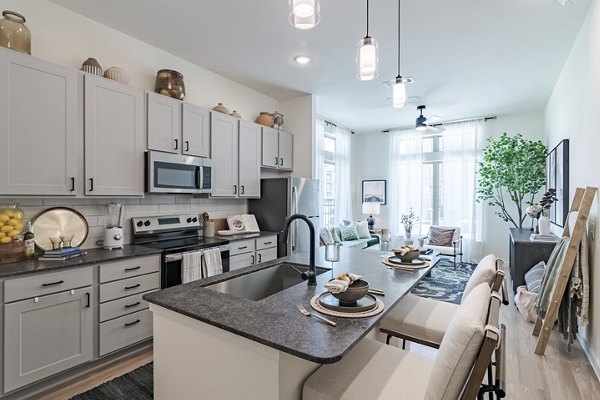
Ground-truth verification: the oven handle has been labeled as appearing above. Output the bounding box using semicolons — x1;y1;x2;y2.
165;245;230;262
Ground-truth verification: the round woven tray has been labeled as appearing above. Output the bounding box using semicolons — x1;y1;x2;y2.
310;293;384;318
382;258;430;270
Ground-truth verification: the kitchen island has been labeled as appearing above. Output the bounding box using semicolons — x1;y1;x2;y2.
144;246;435;400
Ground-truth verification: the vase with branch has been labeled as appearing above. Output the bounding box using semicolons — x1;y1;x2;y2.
476;133;547;229
400;208;419;239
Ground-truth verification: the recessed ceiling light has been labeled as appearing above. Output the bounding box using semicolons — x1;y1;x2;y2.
294;55;312;64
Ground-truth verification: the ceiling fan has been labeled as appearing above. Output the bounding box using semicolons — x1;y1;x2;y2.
415;105;445;133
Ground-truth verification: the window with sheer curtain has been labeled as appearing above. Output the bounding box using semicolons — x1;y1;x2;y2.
315;118;353;228
388;120;484;261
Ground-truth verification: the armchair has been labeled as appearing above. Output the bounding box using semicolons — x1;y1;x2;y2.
423;225;463;268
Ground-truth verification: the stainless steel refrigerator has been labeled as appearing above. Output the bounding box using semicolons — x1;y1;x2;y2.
248;177;320;257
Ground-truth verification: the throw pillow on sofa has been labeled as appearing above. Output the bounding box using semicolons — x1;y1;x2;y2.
339;223;359;241
355;220;371;239
330;227;342;244
429;227;455;246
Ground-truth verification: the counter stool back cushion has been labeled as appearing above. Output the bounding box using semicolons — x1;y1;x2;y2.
462;254;498;301
423;282;491;400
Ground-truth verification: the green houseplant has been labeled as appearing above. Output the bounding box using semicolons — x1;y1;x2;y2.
477;133;547;229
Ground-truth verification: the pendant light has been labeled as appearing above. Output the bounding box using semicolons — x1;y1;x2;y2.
356;0;378;80
392;0;411;108
289;0;320;30
416;105;427;131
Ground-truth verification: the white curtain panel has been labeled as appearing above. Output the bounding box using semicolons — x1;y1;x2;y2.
314;118;326;227
388;128;424;235
334;126;353;223
441;120;484;262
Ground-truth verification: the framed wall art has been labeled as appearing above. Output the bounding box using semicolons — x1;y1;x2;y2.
546;139;569;227
362;180;386;205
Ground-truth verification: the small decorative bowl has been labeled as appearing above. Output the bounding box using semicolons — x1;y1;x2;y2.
104;66;129;84
393;248;420;261
331;279;369;305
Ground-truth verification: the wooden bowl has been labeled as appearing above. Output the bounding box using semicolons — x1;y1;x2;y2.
331;279;369;305
393;249;420;261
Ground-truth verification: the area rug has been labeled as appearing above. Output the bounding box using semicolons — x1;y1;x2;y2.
70;363;153;400
410;258;476;304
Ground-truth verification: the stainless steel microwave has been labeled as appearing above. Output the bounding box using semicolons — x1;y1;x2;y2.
146;151;212;194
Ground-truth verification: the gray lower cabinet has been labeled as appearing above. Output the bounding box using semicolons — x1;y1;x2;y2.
3;287;93;392
99;309;153;357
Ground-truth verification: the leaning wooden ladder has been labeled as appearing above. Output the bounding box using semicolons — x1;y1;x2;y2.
531;186;597;355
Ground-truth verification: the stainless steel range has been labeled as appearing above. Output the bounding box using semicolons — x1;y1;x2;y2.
132;214;230;288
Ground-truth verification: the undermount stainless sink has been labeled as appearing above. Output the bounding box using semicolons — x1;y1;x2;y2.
205;262;329;301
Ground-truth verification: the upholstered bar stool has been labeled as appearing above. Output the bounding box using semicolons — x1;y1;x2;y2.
303;283;503;400
380;254;505;348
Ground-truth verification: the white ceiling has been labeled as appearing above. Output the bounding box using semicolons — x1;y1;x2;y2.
51;0;591;133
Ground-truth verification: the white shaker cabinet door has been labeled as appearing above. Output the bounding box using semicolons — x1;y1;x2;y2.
261;127;279;169
84;75;145;196
147;91;181;153
182;103;210;158
238;121;261;198
0;48;80;195
210;112;238;197
278;131;294;170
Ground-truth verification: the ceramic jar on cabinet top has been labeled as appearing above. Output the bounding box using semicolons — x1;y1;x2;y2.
0;10;31;55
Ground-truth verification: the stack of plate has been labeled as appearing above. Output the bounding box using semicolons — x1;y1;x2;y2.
382;256;429;270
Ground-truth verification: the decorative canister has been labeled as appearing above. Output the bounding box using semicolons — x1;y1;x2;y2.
538;212;551;236
0;203;25;264
230;110;241;118
104;66;129;84
255;112;274;127
0;10;31;55
212;103;230;114
272;111;284;130
155;69;185;100
81;57;103;76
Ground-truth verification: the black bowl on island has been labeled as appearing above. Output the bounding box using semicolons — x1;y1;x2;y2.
331;279;369;306
393;248;420;261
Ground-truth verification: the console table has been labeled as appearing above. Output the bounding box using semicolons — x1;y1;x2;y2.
508;228;558;292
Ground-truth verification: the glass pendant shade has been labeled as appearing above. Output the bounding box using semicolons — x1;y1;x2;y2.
289;0;320;29
356;37;378;80
415;115;427;131
392;77;407;108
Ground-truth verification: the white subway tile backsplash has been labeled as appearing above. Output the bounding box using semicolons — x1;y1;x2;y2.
158;204;191;214
141;195;176;205
5;198;44;206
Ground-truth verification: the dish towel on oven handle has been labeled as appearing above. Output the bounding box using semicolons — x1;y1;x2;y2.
202;248;223;278
182;251;203;284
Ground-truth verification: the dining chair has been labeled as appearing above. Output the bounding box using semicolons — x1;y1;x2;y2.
303;283;504;400
379;254;506;349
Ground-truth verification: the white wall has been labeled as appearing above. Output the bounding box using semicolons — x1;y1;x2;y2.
349;111;545;261
545;0;600;374
280;95;316;179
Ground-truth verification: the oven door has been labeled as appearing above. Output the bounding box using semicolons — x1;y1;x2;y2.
147;151;203;194
162;245;230;288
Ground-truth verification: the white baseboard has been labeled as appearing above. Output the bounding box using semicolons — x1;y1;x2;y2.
579;335;600;381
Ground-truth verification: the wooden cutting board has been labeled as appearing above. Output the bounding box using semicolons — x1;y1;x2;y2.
212;218;228;232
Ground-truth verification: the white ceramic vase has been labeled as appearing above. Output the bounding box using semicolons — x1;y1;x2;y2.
538;214;550;236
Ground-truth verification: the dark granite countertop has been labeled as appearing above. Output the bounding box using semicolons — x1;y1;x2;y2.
210;231;279;241
0;245;162;278
144;246;436;364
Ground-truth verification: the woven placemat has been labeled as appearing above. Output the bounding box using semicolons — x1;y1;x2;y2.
382;258;430;270
310;294;385;318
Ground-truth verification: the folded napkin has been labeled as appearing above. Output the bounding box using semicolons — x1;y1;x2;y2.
324;272;362;294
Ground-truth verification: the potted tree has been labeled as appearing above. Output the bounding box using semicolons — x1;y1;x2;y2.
476;133;547;229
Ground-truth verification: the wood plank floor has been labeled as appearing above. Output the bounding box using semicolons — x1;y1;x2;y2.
31;276;600;400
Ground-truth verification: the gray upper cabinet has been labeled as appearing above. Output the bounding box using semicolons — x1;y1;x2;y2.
210;112;238;197
147;92;181;153
182;103;210;158
238;120;261;198
85;75;145;196
0;48;81;195
261;127;293;171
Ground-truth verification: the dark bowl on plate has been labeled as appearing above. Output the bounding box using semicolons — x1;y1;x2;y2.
393;248;420;261
331;279;369;305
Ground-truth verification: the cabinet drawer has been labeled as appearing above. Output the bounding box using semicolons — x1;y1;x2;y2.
229;239;255;256
100;273;159;303
99;255;160;283
5;267;93;303
256;235;277;250
229;253;255;271
99;309;153;356
257;247;277;264
99;290;156;322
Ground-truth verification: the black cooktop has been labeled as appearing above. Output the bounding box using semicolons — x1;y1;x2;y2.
140;237;229;253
